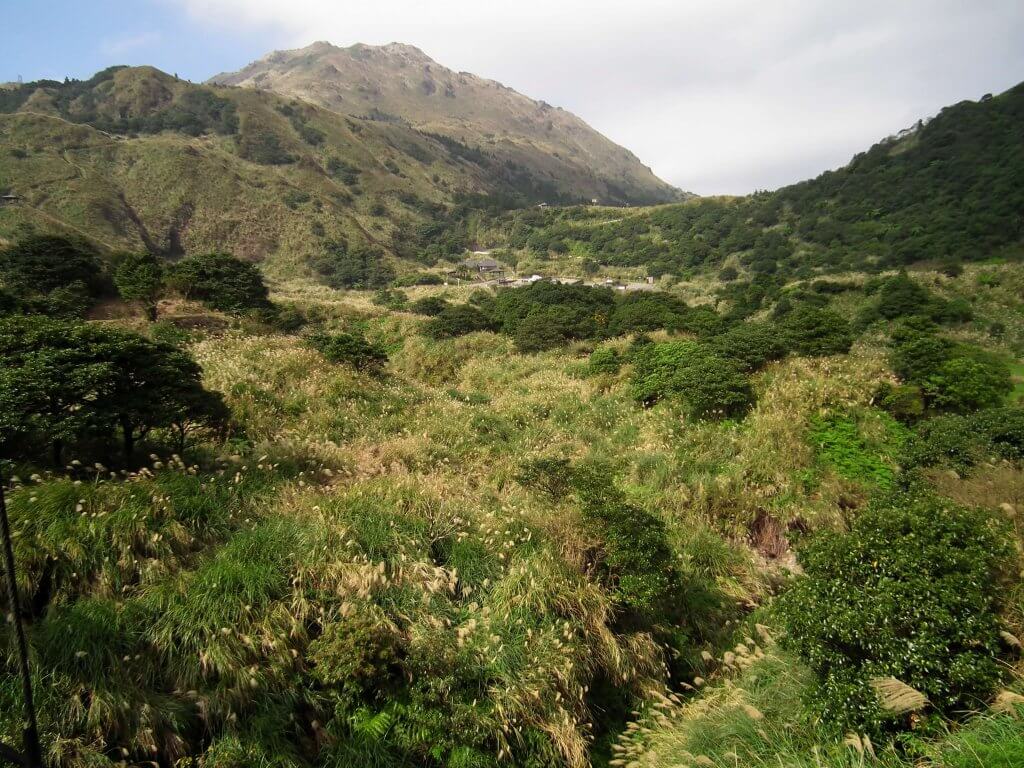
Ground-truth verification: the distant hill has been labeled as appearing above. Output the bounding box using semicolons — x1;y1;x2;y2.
209;41;685;207
496;79;1024;280
0;65;584;275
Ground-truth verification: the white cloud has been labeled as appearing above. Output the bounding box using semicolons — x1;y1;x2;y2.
100;31;162;57
171;0;1024;193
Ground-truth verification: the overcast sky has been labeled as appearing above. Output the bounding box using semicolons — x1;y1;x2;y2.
4;1;1024;194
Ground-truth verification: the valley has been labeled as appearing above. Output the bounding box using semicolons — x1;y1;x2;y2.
0;37;1023;768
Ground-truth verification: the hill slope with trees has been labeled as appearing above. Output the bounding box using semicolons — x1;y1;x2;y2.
486;79;1024;284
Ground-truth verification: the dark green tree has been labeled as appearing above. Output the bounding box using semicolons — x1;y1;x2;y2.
0;315;227;461
781;306;854;356
114;252;164;321
778;490;1015;735
167;252;270;313
0;234;103;296
307;331;388;374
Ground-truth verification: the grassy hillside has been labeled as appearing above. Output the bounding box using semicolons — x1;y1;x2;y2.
0;66;603;279
209;42;684;207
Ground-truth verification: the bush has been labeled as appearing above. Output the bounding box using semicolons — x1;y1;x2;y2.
708;321;790;372
407;296;449;316
904;408;1024;469
630;340;704;405
973;407;1024;460
875;271;935;319
925;355;1012;412
512;306;587;352
421;304;494;340
677;356;754;419
113;251;163;320
607;293;689;336
631;341;753;418
875;382;926;422
587;347;621;375
780;305;854;356
371;288;407;310
778;490;1015;736
167;252;270;313
890;329;954;383
902;414;984;470
307;331;388;373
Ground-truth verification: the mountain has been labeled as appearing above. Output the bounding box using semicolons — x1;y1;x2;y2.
0;65;591;274
208;41;684;207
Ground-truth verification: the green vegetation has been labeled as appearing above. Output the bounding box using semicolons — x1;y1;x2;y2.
312;240;395;290
0;67;239;136
778;490;1015;735
307;330;388;374
0;234;105;317
1;57;1023;768
167;252;271;313
113;251;164;320
0;315;227;461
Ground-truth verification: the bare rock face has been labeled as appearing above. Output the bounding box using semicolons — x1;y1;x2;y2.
209;41;686;206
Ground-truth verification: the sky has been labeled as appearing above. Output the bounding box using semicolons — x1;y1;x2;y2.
3;0;1023;195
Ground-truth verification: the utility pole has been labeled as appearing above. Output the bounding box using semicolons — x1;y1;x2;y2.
0;463;43;768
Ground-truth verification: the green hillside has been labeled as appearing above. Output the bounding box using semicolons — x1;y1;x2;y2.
482;80;1024;285
0;66;613;280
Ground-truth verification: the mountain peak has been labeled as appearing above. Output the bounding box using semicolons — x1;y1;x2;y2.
208;41;684;205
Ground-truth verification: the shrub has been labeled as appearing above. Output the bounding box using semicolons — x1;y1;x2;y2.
587;347;621;375
677;306;727;337
875;383;926;422
708;321;790;372
631;341;753;418
890;330;954;383
973;407;1024;460
421;304;494;340
778;490;1015;736
677;356;754;419
902;414;985;470
371;288;407;310
312;240;395;290
875;271;935;319
167;252;270;313
407;296;449;316
513;306;587;352
905;408;1024;469
925;355;1012;413
630;340;704;405
307;331;388;373
607;293;689;336
780;305;854;356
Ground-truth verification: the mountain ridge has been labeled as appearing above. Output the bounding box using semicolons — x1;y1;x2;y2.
208;40;686;206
